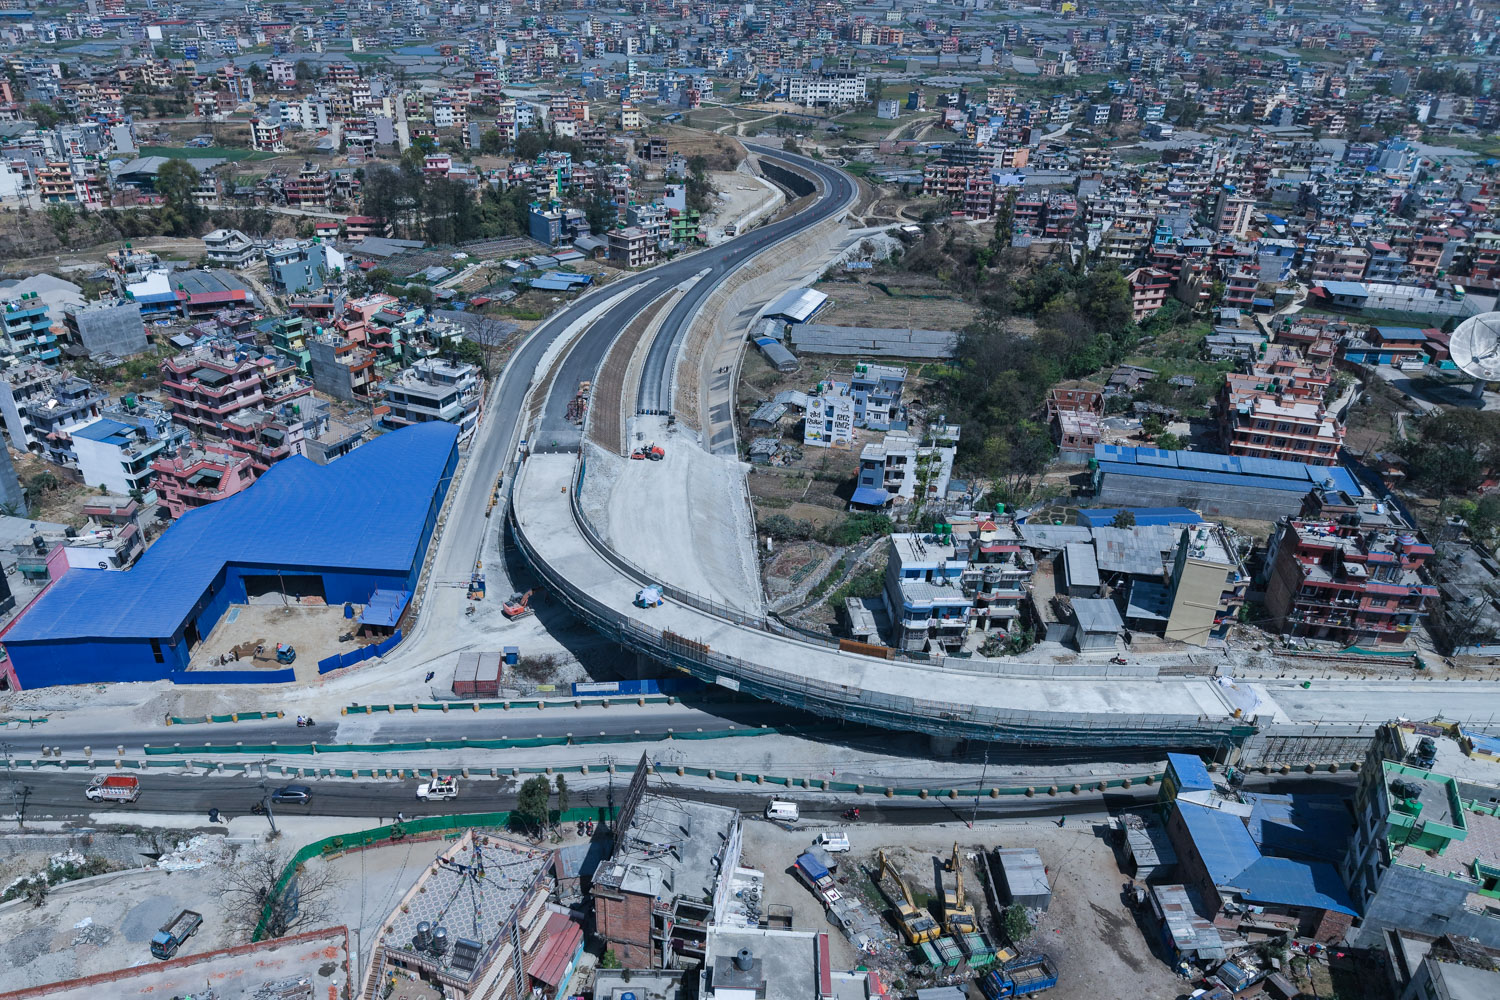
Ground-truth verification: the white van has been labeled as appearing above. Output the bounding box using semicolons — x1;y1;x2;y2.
812;829;850;853
765;800;800;823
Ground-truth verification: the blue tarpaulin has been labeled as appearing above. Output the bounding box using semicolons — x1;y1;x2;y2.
850;486;893;507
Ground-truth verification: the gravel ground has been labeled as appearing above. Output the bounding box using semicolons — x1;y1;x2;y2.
0;863;234;991
737;815;1183;999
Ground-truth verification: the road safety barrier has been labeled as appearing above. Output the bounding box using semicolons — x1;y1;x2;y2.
140;727;780;756
342;697;676;713
166;711;284;726
318;631;403;674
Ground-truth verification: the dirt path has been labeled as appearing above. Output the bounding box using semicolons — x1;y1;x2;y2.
3;236;207;274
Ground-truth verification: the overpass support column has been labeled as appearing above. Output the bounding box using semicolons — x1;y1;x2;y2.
929;735;961;757
631;651;656;681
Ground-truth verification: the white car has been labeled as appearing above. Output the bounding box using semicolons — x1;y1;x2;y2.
812;830;850;853
417;777;458;801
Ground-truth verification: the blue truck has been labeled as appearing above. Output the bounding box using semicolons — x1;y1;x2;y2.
975;955;1058;997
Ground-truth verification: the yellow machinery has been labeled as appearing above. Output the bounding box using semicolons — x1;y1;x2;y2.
877;850;941;945
942;842;978;936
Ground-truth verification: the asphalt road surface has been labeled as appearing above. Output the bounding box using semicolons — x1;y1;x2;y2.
1;770;1355;826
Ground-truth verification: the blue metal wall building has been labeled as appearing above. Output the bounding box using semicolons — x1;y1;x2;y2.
2;422;460;688
1092;445;1361;522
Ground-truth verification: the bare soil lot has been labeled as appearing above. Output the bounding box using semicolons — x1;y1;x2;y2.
811;275;980;331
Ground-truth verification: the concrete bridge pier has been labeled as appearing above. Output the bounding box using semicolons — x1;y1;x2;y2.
929;735;961;758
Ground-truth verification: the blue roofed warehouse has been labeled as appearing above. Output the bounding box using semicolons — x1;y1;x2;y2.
0;422;460;688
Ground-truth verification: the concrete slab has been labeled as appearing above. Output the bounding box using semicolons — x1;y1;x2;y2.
584;419;764;615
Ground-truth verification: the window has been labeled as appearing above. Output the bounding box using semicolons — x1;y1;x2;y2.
150;638;164;664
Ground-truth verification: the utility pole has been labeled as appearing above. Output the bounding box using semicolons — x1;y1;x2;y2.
969;745;990;830
256;783;278;836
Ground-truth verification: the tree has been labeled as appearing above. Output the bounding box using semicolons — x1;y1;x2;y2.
155;158;201;216
514;128;546;161
1002;904;1032;945
1156;431;1184;451
516;776;552;832
217;845;344;939
479;129;503;155
451;338;485;372
293;60;315;83
26;102;60;128
585;194;615;235
554;775;569;816
599;949;623;970
1400;409;1500;497
1111;510;1136;529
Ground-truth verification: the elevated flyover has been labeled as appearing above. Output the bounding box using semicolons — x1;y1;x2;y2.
507;145;1500;755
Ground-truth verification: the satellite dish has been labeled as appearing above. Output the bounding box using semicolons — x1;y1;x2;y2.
1451;312;1500;392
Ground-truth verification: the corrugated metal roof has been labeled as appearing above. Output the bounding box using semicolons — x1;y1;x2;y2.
1176;801;1263;886
1072;597;1121;633
1093;443;1360;495
1167;753;1214;792
1234;856;1358;916
764;286;828;323
5;423;459;643
1078;507;1203;527
1064;542;1100;588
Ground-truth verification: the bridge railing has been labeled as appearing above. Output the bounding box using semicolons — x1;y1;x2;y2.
514;462;1249;749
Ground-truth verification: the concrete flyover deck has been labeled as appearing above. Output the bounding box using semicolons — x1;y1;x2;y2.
506;146;1500;752
512;452;1258;749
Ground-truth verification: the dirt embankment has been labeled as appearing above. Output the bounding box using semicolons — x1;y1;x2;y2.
0;208;124;262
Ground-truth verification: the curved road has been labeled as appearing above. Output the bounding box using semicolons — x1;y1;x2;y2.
535;142;855;450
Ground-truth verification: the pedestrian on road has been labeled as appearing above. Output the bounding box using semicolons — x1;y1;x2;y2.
425;671;435;682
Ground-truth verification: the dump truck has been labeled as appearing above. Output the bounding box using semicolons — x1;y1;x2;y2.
150;909;202;960
876;849;940;946
417;776;459;801
85;774;140;803
975;955;1058;997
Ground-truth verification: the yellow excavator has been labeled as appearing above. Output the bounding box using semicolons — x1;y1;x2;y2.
941;842;978;936
877;849;941;945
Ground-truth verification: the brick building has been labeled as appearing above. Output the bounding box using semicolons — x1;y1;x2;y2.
591;762;742;969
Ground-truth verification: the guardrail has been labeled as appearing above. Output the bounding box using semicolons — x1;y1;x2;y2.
514;470;1253;749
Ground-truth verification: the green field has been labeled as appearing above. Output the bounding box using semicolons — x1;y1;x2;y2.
138;145;279;162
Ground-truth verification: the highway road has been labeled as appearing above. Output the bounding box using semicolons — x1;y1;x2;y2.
12;699;837;756
0;770;1356;826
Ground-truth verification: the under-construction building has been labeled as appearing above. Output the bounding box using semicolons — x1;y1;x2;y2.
370;830;559;1000
591;758;743;968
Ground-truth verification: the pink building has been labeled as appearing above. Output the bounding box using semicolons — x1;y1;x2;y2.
150;443;256;518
